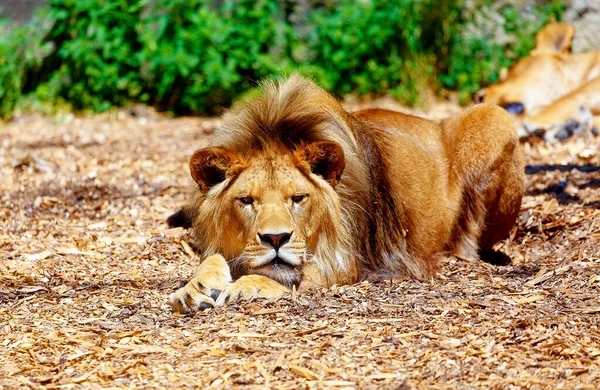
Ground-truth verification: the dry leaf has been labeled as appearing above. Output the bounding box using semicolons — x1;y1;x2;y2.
289;365;318;380
515;295;546;305
22;250;53;261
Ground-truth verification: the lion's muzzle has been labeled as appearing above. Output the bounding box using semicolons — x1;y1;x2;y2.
250;255;303;289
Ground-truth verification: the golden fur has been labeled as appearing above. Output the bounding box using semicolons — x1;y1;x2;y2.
475;23;600;142
170;74;524;312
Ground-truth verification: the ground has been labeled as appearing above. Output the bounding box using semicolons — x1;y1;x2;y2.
1;101;599;390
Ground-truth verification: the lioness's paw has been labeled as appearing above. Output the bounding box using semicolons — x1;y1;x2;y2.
170;255;232;313
215;275;289;306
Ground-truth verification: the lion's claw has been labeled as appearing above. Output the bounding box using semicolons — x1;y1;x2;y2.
169;282;216;313
169;255;232;313
210;289;222;300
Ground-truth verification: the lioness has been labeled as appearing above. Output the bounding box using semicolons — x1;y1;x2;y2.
169;74;524;312
475;22;600;142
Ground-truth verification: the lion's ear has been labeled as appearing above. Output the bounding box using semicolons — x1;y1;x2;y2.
533;23;574;54
294;141;345;187
190;147;240;192
498;67;508;81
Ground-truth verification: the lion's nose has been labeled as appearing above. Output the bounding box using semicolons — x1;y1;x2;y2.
258;232;292;250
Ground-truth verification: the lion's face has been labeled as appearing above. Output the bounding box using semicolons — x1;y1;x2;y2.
217;155;323;286
189;141;345;288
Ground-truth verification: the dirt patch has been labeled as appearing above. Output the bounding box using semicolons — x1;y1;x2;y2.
1;105;599;389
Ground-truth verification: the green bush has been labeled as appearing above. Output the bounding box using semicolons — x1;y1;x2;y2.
0;0;565;118
139;0;289;113
35;0;146;112
301;0;449;106
441;0;564;104
0;14;53;118
0;21;25;118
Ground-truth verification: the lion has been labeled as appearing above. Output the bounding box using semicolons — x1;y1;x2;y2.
475;22;600;142
169;74;524;312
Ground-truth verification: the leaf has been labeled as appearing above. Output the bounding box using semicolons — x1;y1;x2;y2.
289;365;318;380
516;295;547;305
22;250;53;261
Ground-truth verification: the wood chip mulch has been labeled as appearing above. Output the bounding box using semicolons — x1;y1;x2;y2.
1;105;599;389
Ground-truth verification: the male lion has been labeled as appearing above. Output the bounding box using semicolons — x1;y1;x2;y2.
169;74;524;312
475;22;600;142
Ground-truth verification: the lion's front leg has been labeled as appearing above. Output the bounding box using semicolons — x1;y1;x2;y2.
170;254;232;313
215;275;290;306
213;260;337;305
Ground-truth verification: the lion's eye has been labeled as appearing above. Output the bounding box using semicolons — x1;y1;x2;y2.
291;194;307;203
239;196;254;205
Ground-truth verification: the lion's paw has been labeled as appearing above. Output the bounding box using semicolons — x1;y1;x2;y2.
169;280;221;313
170;255;232;313
215;275;289;306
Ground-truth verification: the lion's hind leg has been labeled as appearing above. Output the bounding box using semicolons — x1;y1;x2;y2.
523;76;600;142
442;104;525;264
170;255;232;313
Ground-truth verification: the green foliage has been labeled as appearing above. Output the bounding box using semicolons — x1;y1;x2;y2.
301;0;447;106
0;14;53;118
139;0;288;113
0;0;565;117
36;0;146;112
441;0;564;104
0;21;24;118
